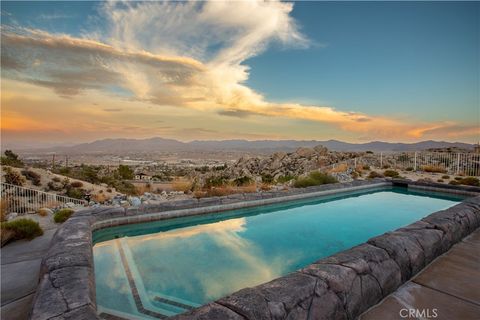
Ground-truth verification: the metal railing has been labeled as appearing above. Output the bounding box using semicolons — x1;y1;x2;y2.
377;152;480;176
320;152;480;177
1;183;87;214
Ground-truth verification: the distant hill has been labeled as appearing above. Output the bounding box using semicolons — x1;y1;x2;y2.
13;137;475;154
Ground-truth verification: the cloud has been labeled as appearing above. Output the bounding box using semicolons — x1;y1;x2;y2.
1;0;477;142
217;109;258;118
37;13;75;20
410;123;480;139
1;27;204;99
103;108;122;112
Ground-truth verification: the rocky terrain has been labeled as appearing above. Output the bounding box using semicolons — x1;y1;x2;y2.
197;145;363;184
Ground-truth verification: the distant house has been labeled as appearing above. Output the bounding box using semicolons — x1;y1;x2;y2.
134;173;152;181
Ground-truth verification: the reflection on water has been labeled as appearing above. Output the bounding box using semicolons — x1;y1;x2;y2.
94;188;462;319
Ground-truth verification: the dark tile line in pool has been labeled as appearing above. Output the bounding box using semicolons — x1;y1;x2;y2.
116;239;168;319
154;297;196;311
29;180;480;320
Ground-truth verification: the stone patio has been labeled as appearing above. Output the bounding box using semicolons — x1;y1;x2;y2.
360;228;480;320
1;228;57;320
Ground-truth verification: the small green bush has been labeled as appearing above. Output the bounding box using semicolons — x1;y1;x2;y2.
368;171;384;179
2;218;43;240
276;175;295;184
294;172;337;188
54;208;74;223
405;167;414;171
234;176;253;186
458;177;479;187
442;175;450;179
65;188;85;199
52;177;61;182
454;177;462;181
260;174;274;184
449;180;460;185
362;165;370;170
383;170;400;178
382;165;390;169
437;179;444;183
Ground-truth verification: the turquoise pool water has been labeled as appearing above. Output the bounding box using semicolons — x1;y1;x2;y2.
93;187;464;319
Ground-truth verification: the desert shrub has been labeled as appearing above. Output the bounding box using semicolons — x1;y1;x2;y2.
54;208;74;223
65;188;85;199
37;208;50;217
260;184;272;191
368;171;384;179
449;180;460;186
0;150;24;167
294;172;337;188
117;165;134;180
276;175;295;184
47;181;63;192
330;163;348;173
234;176;254;186
207;187;235;197
422;165;447;173
106;188;112;193
383;170;400;178
382;165;390;169
113;181;136;195
214;164;227;171
193;190;207;198
260;174;274;184
21;170;42;186
458;177;479;187
93;193;107;203
3;167;25;186
437;179;444;183
454;177;463;181
52;177;61;182
1;218;43;240
405;167;414;171
70;181;83;188
442;175;450;179
195;166;210;174
204;176;227;188
172;180;193;192
362;165;370;170
366;151;373;154
351;172;359;179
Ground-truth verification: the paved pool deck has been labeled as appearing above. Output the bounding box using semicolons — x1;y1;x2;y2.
360;227;480;320
1;228;57;320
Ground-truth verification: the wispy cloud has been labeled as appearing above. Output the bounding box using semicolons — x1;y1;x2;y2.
37;13;75;20
103;108;122;112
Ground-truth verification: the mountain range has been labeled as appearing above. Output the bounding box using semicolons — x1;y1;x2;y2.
12;137;475;154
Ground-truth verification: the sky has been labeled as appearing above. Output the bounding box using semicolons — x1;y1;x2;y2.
1;0;479;147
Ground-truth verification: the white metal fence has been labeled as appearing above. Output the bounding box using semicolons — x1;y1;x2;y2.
321;152;480;177
1;183;87;214
376;152;480;176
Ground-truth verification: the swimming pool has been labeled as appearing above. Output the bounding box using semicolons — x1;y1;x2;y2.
93;187;465;319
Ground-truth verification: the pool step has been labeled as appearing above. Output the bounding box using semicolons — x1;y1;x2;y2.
154;296;196;311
